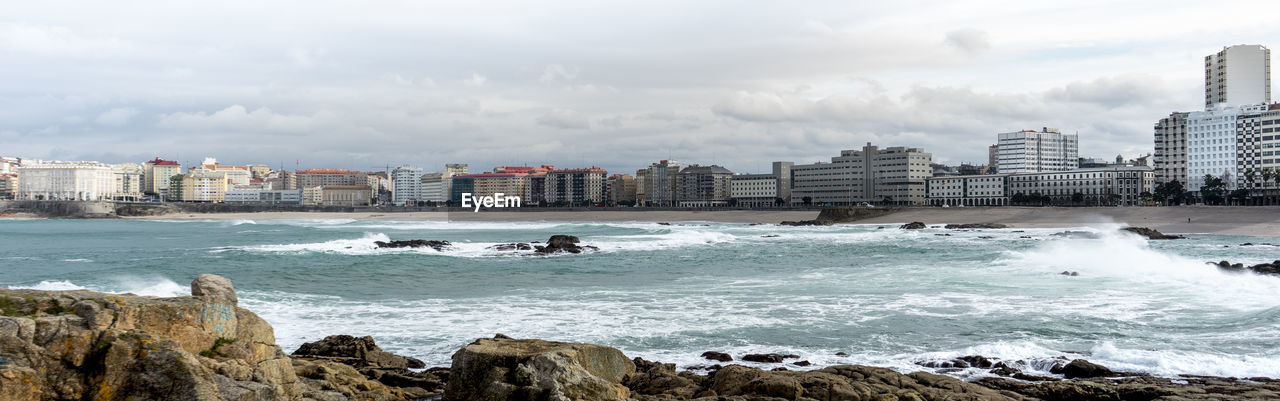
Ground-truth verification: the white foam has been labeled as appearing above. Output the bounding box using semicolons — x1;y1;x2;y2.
9;280;88;291
61;258;93;263
231;233;395;255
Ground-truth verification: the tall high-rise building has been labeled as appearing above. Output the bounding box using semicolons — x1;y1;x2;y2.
996;128;1079;173
1205;45;1271;109
790;143;932;205
1154;112;1191;185
390;165;423;205
987;145;999;173
1232;104;1280;190
545;167;607;205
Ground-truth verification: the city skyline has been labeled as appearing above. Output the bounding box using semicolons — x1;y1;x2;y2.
2;1;1278;175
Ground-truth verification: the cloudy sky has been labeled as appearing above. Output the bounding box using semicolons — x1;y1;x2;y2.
2;1;1277;174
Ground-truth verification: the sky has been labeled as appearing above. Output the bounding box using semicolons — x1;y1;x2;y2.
2;0;1278;174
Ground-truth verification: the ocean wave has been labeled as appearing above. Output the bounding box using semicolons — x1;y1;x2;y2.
7;277;186;298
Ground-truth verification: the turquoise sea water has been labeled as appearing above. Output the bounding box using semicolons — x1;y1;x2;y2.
3;218;1279;379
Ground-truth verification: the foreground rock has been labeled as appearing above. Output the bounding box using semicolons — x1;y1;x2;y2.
444;334;635;401
1121;226;1185;240
373;239;451;251
0;274;300;400
899;221;927;229
1211;260;1280;276
534;235;599;254
945;223;1009;229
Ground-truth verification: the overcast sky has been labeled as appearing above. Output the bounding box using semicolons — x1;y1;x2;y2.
2;1;1277;174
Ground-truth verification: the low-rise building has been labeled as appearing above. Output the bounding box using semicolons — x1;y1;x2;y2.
0;173;17;199
925;175;1010;206
296;169;368;189
303;185;372;206
225;188;303;204
1007;166;1154;206
16;162;116;201
110;163;144;201
181;171;229;202
790;143;932;205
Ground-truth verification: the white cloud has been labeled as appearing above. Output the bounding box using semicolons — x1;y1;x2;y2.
95;107;138;126
944;28;990;55
463;72;487;87
157;105;318;133
536;109;591;129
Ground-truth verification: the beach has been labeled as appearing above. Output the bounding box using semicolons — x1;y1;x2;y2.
112;206;1280;237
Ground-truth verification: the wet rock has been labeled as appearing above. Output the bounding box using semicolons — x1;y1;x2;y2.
190;273;238;306
742;353;786;363
934;233;951;236
792;360;811;367
834;352;848;356
625;358;703;400
443;335;635;401
374;239;451;251
700;351;732;362
1060;271;1079;276
945;223;1009;229
1050;358;1114;379
1211;260;1280;276
761;234;781;238
1120;226;1185;240
899;222;927;229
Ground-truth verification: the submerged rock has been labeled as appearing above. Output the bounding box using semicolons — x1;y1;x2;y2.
899;222;927;229
443;335;635;401
1060;271;1080;276
701;351;732;362
1120;226;1184;240
944;223;1009;229
374;239;452;251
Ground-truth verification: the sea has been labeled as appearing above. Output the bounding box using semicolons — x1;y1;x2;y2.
3;217;1279;380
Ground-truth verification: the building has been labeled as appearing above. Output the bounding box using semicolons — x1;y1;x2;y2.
450;171;528;203
0;173;18;199
771;161;793;203
1187;103;1268;191
1233;104;1280;191
248;164;272;179
606;174;636;204
925;174;1010;206
1153;111;1192;185
296;169;367;189
634;169;647;205
15;162;116;201
225;189;303;204
110;163;144;201
1205;45;1271;109
675;165;734;207
391;165;423;206
194;158;251;187
142;157;183;197
996;128;1079;173
418;164;468;205
731;174;779;207
1007;166;1154;206
522;165;554;206
545;167;607;205
642;160;682;206
988;145;1000;173
181;171;229;202
302;185;372;206
790;143;933;205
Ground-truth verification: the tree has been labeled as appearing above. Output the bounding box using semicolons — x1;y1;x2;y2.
1140;191;1154;205
774;197;785;206
802;196;812;206
1071;192;1084;205
726;198;738;207
1229;189;1250;205
1011;192;1028;205
1263;168;1276;204
1200;174;1227;205
1156;180;1186;205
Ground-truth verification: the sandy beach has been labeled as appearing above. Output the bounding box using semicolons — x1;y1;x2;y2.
108;206;1280;236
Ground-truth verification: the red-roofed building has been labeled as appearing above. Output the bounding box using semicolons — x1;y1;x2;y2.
143;157;183;196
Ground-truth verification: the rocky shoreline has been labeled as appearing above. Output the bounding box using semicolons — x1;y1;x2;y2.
3;275;1279;400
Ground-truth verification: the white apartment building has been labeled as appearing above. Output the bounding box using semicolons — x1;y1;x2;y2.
996;128;1079;173
1006;166;1154;206
925;175;1009;206
390;165;423;206
15;162;116;201
731;174;778;207
1205;45;1271;109
1153;112;1190;185
420;171;448;204
226;189;303;204
1187;103;1267;190
790;143;932;205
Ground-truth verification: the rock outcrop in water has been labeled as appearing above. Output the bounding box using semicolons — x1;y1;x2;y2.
373;239;451;251
1120;226;1185;240
1210;260;1280;276
899;222;927;229
534;235;599;254
779;220;834;226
